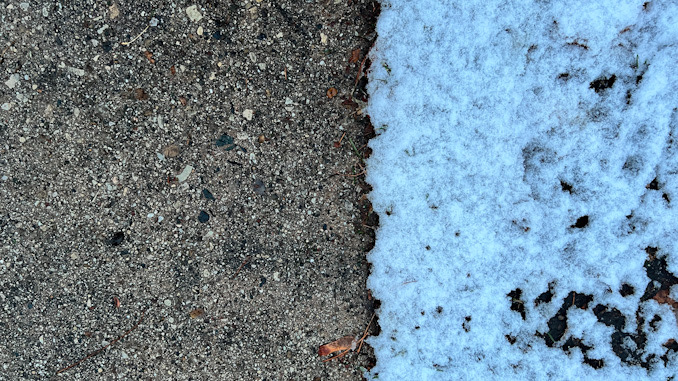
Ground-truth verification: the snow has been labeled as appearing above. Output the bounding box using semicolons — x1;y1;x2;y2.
365;0;678;379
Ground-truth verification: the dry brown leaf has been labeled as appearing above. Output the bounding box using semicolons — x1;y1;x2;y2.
326;87;338;99
144;51;155;64
349;48;361;64
341;97;358;110
653;289;678;308
170;65;176;76
113;296;121;308
179;97;187;106
318;335;355;357
189;308;204;319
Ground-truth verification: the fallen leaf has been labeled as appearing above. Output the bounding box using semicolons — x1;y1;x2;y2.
349;48;361;64
113;296;121;308
134;88;149;101
144;51;155;64
341;97;358;110
653;289;678;308
179;97;187;106
170;65;176;76
333;141;341;148
326;87;338;99
189;308;204;319
318;335;355;357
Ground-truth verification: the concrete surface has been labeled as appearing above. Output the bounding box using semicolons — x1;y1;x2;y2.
0;1;380;379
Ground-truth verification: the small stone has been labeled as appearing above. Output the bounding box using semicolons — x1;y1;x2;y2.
248;6;258;19
258;135;265;143
176;165;193;182
198;211;210;223
5;74;20;89
273;272;280;281
216;134;234;147
68;67;85;77
1;103;11;111
186;5;203;22
253;179;266;195
202;188;215;200
162;145;180;158
164;299;172;306
197;26;203;36
320;33;328;45
149;17;159;27
109;232;125;246
243;109;254;121
109;4;119;19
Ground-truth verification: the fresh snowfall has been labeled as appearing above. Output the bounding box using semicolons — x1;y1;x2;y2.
365;0;678;379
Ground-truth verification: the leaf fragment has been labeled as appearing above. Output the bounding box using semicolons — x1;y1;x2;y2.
349;48;361;64
318;335;355;357
189;308;204;319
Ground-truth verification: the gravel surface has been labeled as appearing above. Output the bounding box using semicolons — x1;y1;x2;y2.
0;1;380;379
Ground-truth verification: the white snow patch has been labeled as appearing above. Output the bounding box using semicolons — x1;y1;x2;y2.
366;0;678;379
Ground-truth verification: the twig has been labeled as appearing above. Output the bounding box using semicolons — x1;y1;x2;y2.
338;132;346;145
333;170;366;178
120;25;150;46
56;309;147;375
232;256;251;279
356;312;376;354
347;137;364;162
348;55;370;97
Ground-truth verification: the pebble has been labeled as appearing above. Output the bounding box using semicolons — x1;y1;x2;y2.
164;299;172;306
5;74;20;89
109;4;119;19
186;5;203;22
243;109;254;121
198;210;210;223
253;179;266;195
202;188;215;200
177;165;193;182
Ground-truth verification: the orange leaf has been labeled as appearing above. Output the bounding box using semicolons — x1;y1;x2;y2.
349;48;361;64
326;87;338;99
318;335;355;357
653;289;678;308
113;296;121;308
170;65;176;76
144;51;155;64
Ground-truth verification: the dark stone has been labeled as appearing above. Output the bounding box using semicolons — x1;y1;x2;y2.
109;231;124;246
202;188;215;200
216;134;234;147
198;211;210;223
